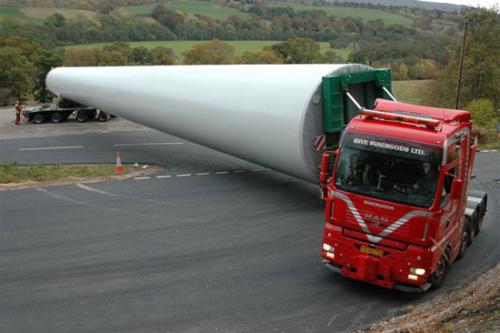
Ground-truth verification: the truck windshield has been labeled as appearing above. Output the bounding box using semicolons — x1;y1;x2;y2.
335;133;442;208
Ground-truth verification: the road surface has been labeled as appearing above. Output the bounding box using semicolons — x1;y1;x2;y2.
0;129;498;332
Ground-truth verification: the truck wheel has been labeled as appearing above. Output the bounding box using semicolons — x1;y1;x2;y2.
457;223;472;259
429;249;450;289
472;214;480;237
50;112;63;123
76;111;88;123
97;111;108;122
33;113;46;124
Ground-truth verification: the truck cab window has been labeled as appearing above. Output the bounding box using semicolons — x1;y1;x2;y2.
441;167;457;207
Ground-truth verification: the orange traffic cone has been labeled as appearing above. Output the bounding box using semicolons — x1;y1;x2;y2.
115;151;124;175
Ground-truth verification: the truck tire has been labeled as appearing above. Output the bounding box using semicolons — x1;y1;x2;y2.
429;249;450;289
97;111;108;122
472;213;480;237
50;112;64;123
33;113;46;124
76;110;88;123
457;222;472;259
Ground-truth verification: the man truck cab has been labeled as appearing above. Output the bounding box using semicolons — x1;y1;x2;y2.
320;99;487;292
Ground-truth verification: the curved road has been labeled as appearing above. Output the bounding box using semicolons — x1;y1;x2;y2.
0;129;498;332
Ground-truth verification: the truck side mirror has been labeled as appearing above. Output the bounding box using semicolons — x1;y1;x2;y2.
450;178;463;200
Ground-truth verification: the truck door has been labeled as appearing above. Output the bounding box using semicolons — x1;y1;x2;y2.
439;136;466;253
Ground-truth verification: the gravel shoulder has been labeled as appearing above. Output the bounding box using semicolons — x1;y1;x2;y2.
0;107;149;140
364;264;500;333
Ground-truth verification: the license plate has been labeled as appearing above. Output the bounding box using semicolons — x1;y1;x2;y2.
360;245;383;257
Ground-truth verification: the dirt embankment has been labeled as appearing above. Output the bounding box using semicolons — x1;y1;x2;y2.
364;264;500;333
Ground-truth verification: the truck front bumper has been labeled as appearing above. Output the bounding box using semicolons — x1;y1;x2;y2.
323;261;431;292
322;225;433;292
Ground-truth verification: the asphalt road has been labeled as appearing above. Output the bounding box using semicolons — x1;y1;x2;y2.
0;130;499;333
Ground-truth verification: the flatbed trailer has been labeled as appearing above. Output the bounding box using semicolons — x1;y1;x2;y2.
23;99;111;124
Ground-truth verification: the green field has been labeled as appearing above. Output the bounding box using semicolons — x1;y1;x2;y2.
124;0;248;19
268;2;413;26
0;6;95;23
393;80;432;105
125;1;411;25
20;7;96;19
66;40;350;60
0;6;42;23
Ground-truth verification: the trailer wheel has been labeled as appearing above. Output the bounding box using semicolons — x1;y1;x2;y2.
429;249;450;289
97;111;108;122
89;110;97;120
76;110;88;123
50;112;63;123
33;113;46;124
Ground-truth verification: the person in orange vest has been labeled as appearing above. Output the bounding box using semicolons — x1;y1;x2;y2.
15;99;23;125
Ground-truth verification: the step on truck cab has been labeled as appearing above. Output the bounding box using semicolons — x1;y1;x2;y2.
320;99;487;292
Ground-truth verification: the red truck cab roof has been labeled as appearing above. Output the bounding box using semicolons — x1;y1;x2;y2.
374;99;471;123
344;99;471;147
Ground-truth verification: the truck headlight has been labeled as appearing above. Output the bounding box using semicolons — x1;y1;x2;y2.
410;268;426;276
408;274;419;281
323;243;335;259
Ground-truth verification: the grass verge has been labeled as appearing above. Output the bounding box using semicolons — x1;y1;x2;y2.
393;80;433;105
0;162;146;185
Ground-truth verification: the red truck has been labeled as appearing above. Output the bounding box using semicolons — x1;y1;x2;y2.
320;98;487;292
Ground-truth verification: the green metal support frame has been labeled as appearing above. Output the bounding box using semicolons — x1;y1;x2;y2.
321;68;393;140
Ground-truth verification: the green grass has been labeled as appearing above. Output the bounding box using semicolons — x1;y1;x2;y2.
0;162;138;184
124;0;248;20
0;6;43;24
66;40;350;60
268;2;413;26
20;7;97;19
393;80;433;105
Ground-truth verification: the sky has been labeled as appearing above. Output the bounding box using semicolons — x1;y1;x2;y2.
421;0;499;8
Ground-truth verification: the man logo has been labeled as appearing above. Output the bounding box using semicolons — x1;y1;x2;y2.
364;213;389;226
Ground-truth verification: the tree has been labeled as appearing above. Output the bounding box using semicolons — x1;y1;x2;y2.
430;9;500;108
270;38;321;64
236;50;283;64
32;48;63;102
183;40;235;65
45;13;66;28
467;99;498;129
0;47;35;102
150;47;177;65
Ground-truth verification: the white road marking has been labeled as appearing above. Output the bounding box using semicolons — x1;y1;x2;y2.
134;176;151;180
250;169;264;172
76;183;117;197
36;188;122;212
196;172;210;176
215;171;229;175
19;145;83;151
113;142;183;147
176;174;191;177
233;170;246;173
156;175;172;179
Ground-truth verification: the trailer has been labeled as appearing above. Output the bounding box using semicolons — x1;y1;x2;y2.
23;99;110;124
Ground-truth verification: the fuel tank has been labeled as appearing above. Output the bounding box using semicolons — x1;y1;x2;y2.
46;64;372;183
